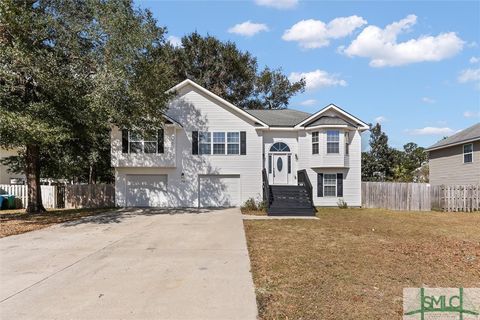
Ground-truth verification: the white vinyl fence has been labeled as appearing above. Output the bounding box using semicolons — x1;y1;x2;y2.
0;184;57;208
0;184;114;209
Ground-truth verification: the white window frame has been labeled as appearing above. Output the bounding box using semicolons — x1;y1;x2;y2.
345;132;350;155
128;130;158;154
324;173;337;197
463;143;473;163
199;132;212;155
312;132;319;154
227;132;240;155
199;131;240;155
326;130;340;154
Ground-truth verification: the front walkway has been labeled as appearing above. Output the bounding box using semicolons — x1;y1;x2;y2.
0;208;257;320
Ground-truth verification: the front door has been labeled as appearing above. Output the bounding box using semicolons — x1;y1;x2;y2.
272;154;288;184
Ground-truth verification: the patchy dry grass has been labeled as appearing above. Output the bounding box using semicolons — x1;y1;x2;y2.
244;208;480;320
0;208;116;238
241;209;267;216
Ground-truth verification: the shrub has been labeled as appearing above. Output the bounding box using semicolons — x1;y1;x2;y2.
241;198;258;211
337;199;348;209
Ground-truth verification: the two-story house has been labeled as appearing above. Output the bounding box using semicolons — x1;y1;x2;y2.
427;123;480;186
111;79;369;215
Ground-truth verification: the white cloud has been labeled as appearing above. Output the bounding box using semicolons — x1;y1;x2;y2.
463;111;480;118
282;16;367;49
421;97;436;104
407;127;455;136
167;35;182;47
343;14;464;67
469;56;480;64
254;0;298;9
299;99;317;106
228;21;269;37
289;69;347;90
458;68;480;83
374;116;387;123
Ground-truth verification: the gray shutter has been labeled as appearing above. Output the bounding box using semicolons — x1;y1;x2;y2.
122;129;128;153
317;173;323;197
337;173;343;197
157;129;164;153
192;131;198;155
240;131;246;155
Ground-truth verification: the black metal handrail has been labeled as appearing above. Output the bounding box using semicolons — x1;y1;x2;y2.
262;168;270;208
297;169;313;206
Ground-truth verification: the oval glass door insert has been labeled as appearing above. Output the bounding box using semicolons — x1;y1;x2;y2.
277;157;283;171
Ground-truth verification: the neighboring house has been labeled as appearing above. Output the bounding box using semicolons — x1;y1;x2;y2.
111;79;369;213
426;123;480;186
0;148;25;185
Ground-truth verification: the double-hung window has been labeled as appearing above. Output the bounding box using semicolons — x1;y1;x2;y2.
323;174;337;197
199;131;240;155
327;130;340;154
463;143;473;163
129;130;157;153
227;132;240;154
312;132;319;154
345;132;350;155
213;132;226;154
199;132;211;155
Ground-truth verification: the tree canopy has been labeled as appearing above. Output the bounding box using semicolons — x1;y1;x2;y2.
165;32;305;109
362;124;428;182
0;0;173;211
0;1;307;212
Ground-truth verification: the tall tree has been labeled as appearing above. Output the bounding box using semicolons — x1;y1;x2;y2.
362;123;395;181
166;32;305;109
0;0;173;212
362;125;429;182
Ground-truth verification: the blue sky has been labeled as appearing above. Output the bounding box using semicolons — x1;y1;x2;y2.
137;0;480;149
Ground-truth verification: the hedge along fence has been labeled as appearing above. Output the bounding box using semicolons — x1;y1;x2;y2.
0;184;114;209
361;182;480;212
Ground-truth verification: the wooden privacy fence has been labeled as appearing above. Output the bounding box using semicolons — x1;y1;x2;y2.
362;182;480;212
64;184;115;209
362;182;432;211
439;185;480;212
0;184;114;209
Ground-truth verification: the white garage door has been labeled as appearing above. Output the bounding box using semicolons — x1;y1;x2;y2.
126;174;168;207
199;175;240;208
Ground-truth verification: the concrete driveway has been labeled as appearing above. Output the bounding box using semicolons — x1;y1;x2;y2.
0;208;257;320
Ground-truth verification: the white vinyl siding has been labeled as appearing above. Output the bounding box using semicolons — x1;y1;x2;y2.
114;85;263;208
298;127;362;207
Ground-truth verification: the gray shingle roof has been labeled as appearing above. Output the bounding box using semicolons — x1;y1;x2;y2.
305;116;356;127
244;109;311;127
427;123;480;150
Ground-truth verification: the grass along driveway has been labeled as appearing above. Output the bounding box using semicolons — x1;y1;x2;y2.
244;208;480;320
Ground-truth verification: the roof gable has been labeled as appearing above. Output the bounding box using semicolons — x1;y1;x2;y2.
427;123;480;151
168;79;268;127
295;104;369;130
